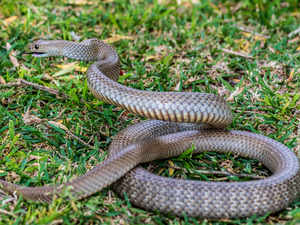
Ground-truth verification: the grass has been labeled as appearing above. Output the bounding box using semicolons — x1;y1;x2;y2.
0;0;299;224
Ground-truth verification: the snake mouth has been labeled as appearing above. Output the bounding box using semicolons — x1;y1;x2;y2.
26;52;49;57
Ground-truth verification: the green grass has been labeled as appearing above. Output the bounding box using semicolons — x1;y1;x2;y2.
0;0;299;224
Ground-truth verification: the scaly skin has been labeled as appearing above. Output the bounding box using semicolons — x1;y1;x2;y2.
1;39;298;218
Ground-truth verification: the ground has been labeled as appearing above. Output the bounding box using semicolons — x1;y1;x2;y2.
0;0;299;224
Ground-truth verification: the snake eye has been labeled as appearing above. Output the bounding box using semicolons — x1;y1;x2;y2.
34;44;39;49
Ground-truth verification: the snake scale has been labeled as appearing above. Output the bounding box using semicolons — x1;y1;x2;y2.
1;38;299;219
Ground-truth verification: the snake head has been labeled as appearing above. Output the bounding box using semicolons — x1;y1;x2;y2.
26;40;63;57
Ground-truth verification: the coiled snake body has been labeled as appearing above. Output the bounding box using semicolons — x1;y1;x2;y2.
1;39;299;218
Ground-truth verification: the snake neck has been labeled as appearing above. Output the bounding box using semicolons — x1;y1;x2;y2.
64;40;121;80
60;41;97;61
46;39;112;62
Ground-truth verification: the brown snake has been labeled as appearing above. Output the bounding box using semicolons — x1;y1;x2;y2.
1;39;299;218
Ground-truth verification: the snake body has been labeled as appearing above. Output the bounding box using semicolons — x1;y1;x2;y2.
1;39;299;218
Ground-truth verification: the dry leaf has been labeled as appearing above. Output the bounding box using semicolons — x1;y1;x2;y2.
184;76;198;85
67;0;93;5
54;62;76;77
54;62;87;76
0;76;6;84
71;201;78;212
232;78;240;83
55;62;77;70
75;65;87;72
154;45;168;53
3;16;17;26
29;155;42;161
70;31;81;41
168;160;175;167
208;2;221;14
168;160;175;176
176;0;198;8
174;81;181;91
41;73;54;81
227;86;244;102
145;45;168;61
220;160;235;173
145;55;162;61
23;111;43;125
287;68;295;82
291;12;300;17
297;45;300;51
234;39;251;52
158;0;170;5
104;35;134;44
158;168;164;175
8;171;20;180
242;32;267;42
48;121;68;131
6;43;19;68
288;36;300;43
169;168;174;176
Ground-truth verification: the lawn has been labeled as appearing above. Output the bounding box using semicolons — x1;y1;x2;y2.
0;0;299;224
